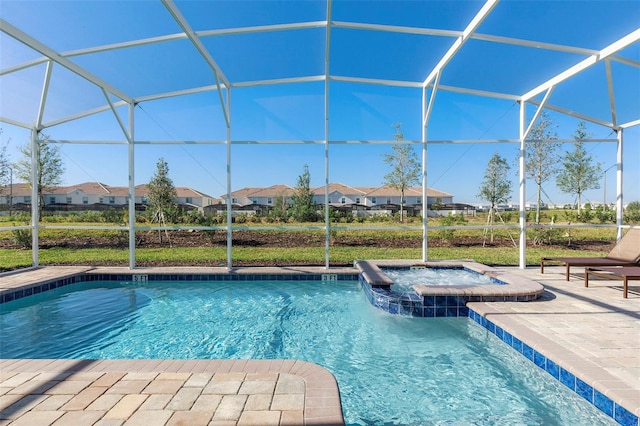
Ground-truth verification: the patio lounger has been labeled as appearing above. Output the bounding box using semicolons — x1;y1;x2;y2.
540;228;640;280
584;266;640;298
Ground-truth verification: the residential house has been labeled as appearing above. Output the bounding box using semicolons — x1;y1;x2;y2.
218;183;456;217
0;182;220;213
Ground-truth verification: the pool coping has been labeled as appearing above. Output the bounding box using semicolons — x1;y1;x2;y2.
1;265;638;425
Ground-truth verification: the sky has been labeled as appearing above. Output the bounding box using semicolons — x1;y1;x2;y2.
1;0;639;207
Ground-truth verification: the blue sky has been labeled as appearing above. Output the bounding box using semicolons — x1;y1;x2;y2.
1;0;639;206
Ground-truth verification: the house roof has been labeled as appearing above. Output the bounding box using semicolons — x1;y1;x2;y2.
364;185;453;198
223;184;295;199
312;183;367;196
0;182;218;201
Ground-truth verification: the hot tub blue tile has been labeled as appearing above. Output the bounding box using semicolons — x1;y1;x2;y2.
446;307;458;317
435;307;447;317
575;378;593;403
423;307;435;317
434;296;447;307
533;351;546;369
502;331;513;346
495;326;504;340
488;322;495;333
545;359;560;380
423;296;435;307
458;306;469;317
560;368;576;390
522;344;534;362
594;390;614;417
614;403;638;426
446;295;460;306
511;336;523;353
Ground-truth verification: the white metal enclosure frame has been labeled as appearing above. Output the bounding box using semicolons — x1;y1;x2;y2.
0;0;638;269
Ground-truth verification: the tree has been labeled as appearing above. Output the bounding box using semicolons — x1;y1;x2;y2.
556;122;601;219
290;164;316;222
13;133;65;218
0;129;10;194
270;194;289;222
147;157;177;229
478;152;512;242
523;112;560;224
382;123;420;223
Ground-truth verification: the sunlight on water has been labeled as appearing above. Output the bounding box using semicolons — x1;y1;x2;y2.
384;267;495;293
0;280;614;425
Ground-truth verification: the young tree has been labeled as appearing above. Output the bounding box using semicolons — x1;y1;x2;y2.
478;152;512;242
0;129;10;194
523;112;560;224
382;123;420;223
147;157;177;227
270;194;289;222
556;122;601;219
290;164;316;222
13;133;65;218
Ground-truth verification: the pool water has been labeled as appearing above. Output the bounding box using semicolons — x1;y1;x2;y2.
384;267;495;293
0;279;614;425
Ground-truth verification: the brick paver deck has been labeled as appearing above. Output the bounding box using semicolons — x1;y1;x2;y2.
0;359;342;426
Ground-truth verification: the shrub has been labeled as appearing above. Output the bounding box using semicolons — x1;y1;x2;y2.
102;208;122;224
594;206;615;224
580;203;593;222
80;211;103;222
563;210;577;223
12;228;32;248
625;201;640;224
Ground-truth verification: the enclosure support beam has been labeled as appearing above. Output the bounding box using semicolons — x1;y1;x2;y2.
30;129;39;266
616;129;623;241
605;60;617;129
422;0;498;88
324;0;333;270
128;104;136;269
0;18;133;104
421;72;440;261
161;0;230;128
518;102;527;269
226;90;233;269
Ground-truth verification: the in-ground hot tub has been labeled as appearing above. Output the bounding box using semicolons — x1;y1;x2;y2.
355;259;544;317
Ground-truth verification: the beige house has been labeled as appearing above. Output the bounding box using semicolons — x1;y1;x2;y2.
2;181;458;216
219;183;454;216
0;182;220;211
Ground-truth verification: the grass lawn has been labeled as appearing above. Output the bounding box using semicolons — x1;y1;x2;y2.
0;245;609;272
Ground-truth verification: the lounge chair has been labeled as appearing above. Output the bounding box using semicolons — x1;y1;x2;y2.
540;228;640;280
584;266;640;298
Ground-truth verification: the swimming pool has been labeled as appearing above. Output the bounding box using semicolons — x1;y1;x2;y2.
0;277;615;425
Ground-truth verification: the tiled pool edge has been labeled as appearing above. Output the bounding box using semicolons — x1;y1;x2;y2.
0;269;359;304
468;307;639;426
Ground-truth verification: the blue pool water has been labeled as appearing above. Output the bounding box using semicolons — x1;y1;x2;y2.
0;279;615;425
384;267;495;293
